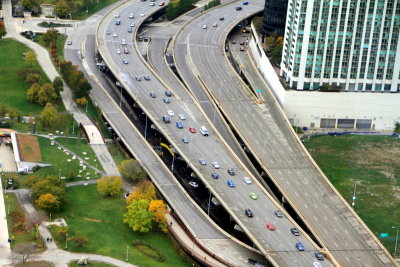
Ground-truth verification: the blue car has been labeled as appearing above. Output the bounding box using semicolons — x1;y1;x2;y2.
211;173;219;179
296;242;304;251
176;122;183;129
227;180;235;188
242;1;249;5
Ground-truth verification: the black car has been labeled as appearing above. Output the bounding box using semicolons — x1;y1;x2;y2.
144;75;150;81
165;90;172;97
245;209;253;217
162;115;170;123
227;168;235;175
236;6;242;10
150;92;156;98
315;252;324;261
290;228;300;236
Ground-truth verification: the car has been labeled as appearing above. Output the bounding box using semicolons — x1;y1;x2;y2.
219;17;224;20
162;115;170;123
240;46;245;51
199;158;207;165
112;33;118;37
127;27;133;33
159;1;165;6
211;173;219;179
150;92;156;98
115;19;121;25
249;192;258;200
202;24;207;29
178;114;186;120
182;137;189;143
213;23;217;27
67;40;72;45
121;39;127;45
212;162;220;169
236;6;242;10
116;49;121;54
290;228;300;236
243;176;252;184
176;122;183;129
167;110;174;116
128;13;134;19
227;180;235;188
231;40;236;44
313;262;322;267
135;75;142;81
122;59;128;64
240;41;245;45
245;209;253;217
163;97;171;103
144;75;150;80
140;12;145;17
296;242;304;251
189;127;196;133
106;30;111;35
130;22;135;27
274;210;283;218
165;90;172;97
227;168;235;175
266;223;275;230
242;1;249;5
124;47;129;54
115;13;120;18
314;252;324;261
189;181;199;188
149;2;155;6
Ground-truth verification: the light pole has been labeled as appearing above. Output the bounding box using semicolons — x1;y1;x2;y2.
393;226;399;258
207;189;212;216
144;114;148;139
49;213;52;222
126;245;129;262
65;233;68;249
119;86;123;108
171;153;175;172
351;180;357;207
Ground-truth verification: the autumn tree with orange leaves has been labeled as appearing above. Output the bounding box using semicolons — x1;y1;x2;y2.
149;200;168;233
35;193;60;212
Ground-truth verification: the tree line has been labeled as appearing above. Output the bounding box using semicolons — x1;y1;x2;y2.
166;0;199;20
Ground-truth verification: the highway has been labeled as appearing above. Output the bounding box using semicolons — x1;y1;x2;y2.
173;0;397;266
95;0;332;266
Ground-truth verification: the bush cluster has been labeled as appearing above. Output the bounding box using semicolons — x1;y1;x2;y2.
132;240;166;262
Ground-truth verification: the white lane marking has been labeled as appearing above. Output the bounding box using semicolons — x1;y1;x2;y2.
324;216;328;221
313;216;317;221
346;257;350;262
304;192;308;197
323;229;328;234
295;192;298;197
304;204;308;209
335;242;338;247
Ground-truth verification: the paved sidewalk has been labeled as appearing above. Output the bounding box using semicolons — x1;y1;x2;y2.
0;179;12;266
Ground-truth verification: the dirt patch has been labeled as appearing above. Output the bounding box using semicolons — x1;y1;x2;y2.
83;217;102;223
16;134;42;162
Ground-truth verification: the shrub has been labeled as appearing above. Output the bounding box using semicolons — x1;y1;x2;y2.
132;240;166;262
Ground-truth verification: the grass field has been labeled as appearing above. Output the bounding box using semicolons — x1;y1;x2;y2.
50;185;187;267
305;135;400;255
0;39;49;114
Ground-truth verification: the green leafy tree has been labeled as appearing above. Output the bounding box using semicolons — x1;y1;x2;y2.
25;50;36;66
71;232;89;247
40;103;59;128
68;169;75;180
118;159;147;183
55;0;70;18
21;0;41;11
27;82;41;103
394;122;400;134
37;83;58;105
53;76;64;94
30;176;67;206
123;199;153;233
42;29;59;47
97;176;123;197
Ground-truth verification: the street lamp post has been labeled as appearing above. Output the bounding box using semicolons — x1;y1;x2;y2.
144;114;148;139
65;233;69;249
207;189;212;216
393;226;399;258
49;213;52;222
59;169;61;180
171;153;175;172
351;180;357;207
126;246;129;262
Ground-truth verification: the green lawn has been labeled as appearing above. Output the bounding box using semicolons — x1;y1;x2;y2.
0;39;49;114
35;136;99;181
51;185;187;267
305;135;400;255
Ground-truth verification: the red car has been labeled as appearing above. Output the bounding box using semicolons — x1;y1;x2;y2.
124;48;129;54
189;127;196;133
159;1;165;6
266;223;275;231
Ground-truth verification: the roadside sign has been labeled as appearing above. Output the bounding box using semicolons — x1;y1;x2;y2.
257;89;262;94
379;233;389;238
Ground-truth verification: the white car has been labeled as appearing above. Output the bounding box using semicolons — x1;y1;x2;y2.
116;49;121;54
130;22;135;27
178;114;186;120
243;177;252;184
128;13;134;19
121;39;127;45
189;181;199;188
213;23;218;27
167;110;174;116
149;2;155;6
112;33;118;37
313;262;322;267
202;24;207;29
115;13;120;18
212;162;220;169
140;12;145;17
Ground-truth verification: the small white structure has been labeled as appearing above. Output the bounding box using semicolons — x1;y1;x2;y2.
40;4;55;17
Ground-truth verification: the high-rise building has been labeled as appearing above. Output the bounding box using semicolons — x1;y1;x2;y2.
280;0;400;92
262;0;289;36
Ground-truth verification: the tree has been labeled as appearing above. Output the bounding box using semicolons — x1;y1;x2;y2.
118;159;147;183
14;243;35;264
75;96;87;106
394;122;400;134
16;68;40;81
30;175;67;206
40;103;59;128
126;180;156;204
68;169;75;180
97;176;122;197
123;199;153;233
71;233;89;247
35;193;60;212
27;82;41;103
26;73;41;84
42;29;59;47
148;200;168;233
55;0;70;18
25;50;36;66
37;83;58;105
53;76;64;94
0;21;7;39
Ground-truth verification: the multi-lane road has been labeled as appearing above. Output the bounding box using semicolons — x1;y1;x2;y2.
95;0;334;266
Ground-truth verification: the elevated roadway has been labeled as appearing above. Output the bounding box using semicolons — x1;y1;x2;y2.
173;1;397;266
95;0;331;265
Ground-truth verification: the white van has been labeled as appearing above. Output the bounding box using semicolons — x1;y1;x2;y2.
200;126;209;136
